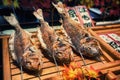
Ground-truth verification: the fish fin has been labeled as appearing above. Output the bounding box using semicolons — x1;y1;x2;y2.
25;30;36;46
37;9;44;20
37;27;47;49
9;32;17;61
4;13;19;26
60;25;73;44
52;2;65;14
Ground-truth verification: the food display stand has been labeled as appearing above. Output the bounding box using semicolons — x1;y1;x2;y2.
1;24;120;80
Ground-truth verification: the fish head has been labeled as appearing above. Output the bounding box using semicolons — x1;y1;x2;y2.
53;41;74;64
80;44;101;57
80;37;102;58
21;48;43;71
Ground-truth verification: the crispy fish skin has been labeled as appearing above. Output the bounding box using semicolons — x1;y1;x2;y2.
4;14;43;71
53;2;102;59
62;16;101;58
33;9;74;64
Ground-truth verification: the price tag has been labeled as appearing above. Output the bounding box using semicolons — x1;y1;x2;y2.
65;7;80;23
108;33;120;42
99;34;120;53
99;35;113;43
109;41;120;53
65;6;94;28
75;6;94;28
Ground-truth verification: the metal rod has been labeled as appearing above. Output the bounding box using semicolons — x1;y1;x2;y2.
37;73;41;80
33;6;36;11
51;8;55;27
20;63;23;80
76;38;87;66
78;49;87;66
52;52;63;79
11;0;18;20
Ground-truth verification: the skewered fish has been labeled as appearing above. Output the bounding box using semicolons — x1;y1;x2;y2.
53;2;102;61
4;14;43;71
33;9;74;64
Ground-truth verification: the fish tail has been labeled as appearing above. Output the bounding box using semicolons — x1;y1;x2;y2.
52;2;66;14
33;9;44;21
4;13;19;27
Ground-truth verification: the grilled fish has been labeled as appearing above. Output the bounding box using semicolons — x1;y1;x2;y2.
33;9;74;64
4;14;43;71
53;2;102;61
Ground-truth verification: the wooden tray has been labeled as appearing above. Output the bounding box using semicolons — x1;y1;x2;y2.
89;24;120;59
1;25;120;80
88;24;120;79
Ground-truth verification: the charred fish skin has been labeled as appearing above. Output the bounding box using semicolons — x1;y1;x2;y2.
53;2;102;60
4;14;43;71
33;9;74;64
80;37;102;58
63;21;101;58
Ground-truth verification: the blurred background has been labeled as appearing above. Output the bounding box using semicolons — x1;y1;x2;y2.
0;0;120;30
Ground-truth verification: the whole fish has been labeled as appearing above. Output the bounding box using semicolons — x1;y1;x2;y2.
4;14;43;71
53;2;102;61
33;9;74;64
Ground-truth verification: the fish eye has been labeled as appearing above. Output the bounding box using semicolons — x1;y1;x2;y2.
59;43;65;47
57;52;63;57
26;62;31;67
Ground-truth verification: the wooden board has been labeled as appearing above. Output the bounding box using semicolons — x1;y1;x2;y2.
1;25;120;80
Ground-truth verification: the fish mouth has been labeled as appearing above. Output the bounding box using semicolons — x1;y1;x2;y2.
21;51;42;71
80;45;100;57
53;44;74;64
